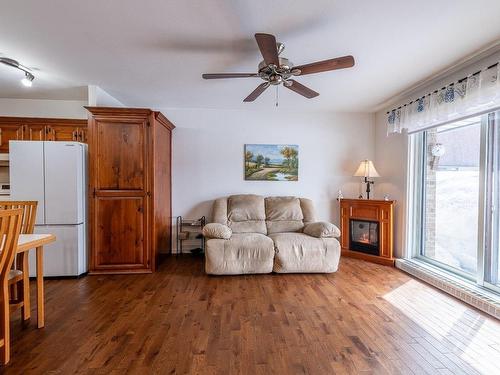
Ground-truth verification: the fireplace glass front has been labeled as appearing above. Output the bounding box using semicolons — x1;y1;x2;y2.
349;219;379;256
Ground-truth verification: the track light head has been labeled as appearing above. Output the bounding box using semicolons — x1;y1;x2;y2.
0;57;35;87
21;72;34;87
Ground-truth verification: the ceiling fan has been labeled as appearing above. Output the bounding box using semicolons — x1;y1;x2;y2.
202;33;355;103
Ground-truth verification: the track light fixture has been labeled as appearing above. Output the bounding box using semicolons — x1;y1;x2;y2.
0;57;35;87
21;71;34;87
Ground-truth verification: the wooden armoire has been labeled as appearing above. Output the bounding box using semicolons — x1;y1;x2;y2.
85;107;174;274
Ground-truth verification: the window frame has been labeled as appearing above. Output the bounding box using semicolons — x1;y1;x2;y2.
483;112;500;293
408;111;500;293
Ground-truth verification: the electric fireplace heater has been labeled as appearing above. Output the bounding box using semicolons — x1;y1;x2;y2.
340;199;394;265
349;219;379;256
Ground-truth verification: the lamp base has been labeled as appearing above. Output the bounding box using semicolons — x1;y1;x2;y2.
364;177;374;200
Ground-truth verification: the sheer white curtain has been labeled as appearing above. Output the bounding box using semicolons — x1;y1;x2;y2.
387;63;500;134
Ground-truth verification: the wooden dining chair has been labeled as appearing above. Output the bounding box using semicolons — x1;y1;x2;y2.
0;202;37;235
0;201;37;322
0;208;23;364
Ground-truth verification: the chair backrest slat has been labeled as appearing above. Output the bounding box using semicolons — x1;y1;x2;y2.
0;201;37;234
0;209;23;282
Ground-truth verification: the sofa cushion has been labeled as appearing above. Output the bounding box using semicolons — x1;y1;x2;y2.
228;194;266;221
227;194;267;234
270;232;341;273
265;196;304;234
303;222;341;238
228;220;266;234
205;233;274;275
266;220;305;234
202;223;232;239
265;196;303;221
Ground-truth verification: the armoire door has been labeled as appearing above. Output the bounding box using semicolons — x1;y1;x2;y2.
94;196;147;267
90;118;150;272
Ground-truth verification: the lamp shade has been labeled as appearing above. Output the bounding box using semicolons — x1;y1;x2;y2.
353;159;380;178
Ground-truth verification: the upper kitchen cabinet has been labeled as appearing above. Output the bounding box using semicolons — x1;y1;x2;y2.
0;123;25;152
0;117;88;152
24;123;45;141
46;122;87;142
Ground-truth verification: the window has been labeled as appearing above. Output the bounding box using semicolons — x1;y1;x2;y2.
410;111;500;291
422;118;481;276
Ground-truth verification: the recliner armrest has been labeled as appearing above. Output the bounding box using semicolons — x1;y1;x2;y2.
303;222;340;238
202;223;232;240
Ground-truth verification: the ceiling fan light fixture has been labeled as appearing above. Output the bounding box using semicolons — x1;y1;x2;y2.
269;74;283;85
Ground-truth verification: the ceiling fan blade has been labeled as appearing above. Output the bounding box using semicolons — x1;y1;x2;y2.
243;82;270;102
285;80;319;99
202;73;258;79
255;33;279;66
292;55;355;76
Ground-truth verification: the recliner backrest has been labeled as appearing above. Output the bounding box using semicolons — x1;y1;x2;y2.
211;194;317;235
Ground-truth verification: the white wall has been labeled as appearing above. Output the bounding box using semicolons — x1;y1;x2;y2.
87;85;125;107
0;98;87;118
0;86;125;119
167;108;374;241
374;111;407;258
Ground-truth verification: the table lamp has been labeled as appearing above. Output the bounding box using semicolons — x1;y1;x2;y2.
353;159;380;200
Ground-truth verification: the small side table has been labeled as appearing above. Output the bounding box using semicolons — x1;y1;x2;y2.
176;216;206;255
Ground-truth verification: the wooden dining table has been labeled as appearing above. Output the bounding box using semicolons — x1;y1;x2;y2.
16;233;56;328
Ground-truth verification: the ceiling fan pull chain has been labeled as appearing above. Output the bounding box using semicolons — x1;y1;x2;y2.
276;85;279;107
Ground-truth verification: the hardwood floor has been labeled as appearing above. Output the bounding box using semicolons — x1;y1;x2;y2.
3;256;500;374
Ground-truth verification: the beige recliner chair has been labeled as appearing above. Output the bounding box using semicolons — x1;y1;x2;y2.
203;194;341;275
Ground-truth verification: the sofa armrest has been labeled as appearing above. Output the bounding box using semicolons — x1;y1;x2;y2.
303;222;340;238
202;223;232;240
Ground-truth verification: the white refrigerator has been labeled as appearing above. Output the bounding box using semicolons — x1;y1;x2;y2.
9;141;87;277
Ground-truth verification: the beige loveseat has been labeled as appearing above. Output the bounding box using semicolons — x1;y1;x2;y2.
203;194;341;275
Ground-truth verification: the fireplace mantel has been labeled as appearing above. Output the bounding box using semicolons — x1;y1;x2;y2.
339;198;395;266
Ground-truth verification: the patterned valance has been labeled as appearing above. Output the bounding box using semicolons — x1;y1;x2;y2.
387;62;500;134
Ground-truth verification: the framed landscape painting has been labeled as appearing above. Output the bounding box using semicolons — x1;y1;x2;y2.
244;144;299;181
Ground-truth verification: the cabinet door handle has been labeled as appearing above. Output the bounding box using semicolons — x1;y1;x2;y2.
72;130;77;141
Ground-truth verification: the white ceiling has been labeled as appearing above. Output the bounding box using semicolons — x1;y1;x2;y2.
1;0;500;112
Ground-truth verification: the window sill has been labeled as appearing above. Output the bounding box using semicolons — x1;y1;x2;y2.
396;258;500;320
